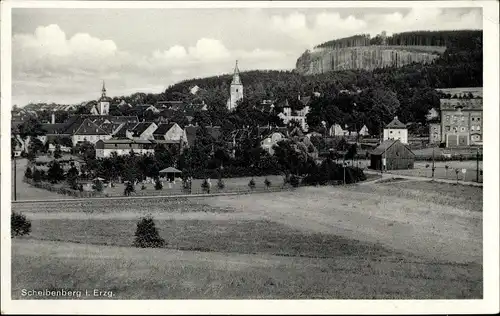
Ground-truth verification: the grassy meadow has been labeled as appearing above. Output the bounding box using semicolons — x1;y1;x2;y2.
11;180;483;299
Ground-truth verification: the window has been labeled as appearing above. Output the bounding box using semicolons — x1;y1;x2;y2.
446;115;450;121
471;126;475;131
472;117;475;121
460;127;465;132
390;131;393;134
477;126;481;131
445;126;450;132
461;116;465;121
477;117;481;121
398;131;401;134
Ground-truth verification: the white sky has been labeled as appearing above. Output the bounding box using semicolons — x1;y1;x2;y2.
11;7;482;106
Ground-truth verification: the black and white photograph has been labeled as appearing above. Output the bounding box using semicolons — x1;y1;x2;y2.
1;1;498;314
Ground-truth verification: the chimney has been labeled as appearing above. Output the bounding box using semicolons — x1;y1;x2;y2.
51;112;56;124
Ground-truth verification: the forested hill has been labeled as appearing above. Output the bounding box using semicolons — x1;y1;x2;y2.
161;29;481;133
164;29;482;105
314;30;482;50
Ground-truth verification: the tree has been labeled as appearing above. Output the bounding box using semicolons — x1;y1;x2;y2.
248;178;256;190
264;178;271;189
66;164;79;190
345;143;358;164
33;169;42;182
217;178;225;190
18;117;45;141
28;138;44;156
11;212;31;237
133;215;166;248
124;181;135;196
47;161;65;184
79;141;96;161
54;144;62;159
154;178;163;190
93;180;104;192
24;167;33;179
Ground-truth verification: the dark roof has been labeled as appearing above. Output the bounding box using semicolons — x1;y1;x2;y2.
114;122;138;138
184;125;221;147
132;122;155;136
371;140;415;156
100;122;122;134
42;123;67;134
153;123;176;136
299;96;311;106
439;99;482;111
74;119;109;135
385;117;407;129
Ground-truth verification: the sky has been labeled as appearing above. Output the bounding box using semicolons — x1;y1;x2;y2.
11;6;482;107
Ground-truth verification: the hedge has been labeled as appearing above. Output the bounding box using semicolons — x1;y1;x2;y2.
24;178;102;198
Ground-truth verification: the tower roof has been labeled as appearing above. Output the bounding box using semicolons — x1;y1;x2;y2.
231;60;242;85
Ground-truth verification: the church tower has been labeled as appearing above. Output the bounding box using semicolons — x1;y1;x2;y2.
227;60;244;111
98;81;110;115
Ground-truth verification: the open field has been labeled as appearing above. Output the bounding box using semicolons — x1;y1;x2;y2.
12;179;482;299
12;239;481;299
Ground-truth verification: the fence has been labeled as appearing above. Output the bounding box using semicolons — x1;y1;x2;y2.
361;156;483;183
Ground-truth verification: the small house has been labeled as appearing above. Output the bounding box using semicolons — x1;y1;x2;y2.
369;139;415;171
383;116;408;144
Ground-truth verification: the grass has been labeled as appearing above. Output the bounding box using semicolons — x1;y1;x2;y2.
11;179;483;299
12;239;482;299
24;219;392;259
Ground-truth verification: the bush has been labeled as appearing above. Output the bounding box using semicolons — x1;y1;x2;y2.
248;178;256;190
290;174;300;187
32;169;42;182
124;181;135;196
217;178;225;190
154;179;163;190
24;167;33;179
141;183;147;190
201;178;210;193
264;178;271;189
11;212;31;237
133;216;165;248
92;181;103;192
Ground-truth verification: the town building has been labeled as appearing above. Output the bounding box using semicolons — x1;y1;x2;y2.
383;116;408;144
129;122;158;140
439;98;483;147
277;96;311;131
95;139;156;158
226;60;244;111
71;118;112;146
369;139;415;171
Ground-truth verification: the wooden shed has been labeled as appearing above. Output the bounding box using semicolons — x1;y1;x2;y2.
370;140;415;171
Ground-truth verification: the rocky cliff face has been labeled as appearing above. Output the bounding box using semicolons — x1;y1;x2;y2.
296;45;446;75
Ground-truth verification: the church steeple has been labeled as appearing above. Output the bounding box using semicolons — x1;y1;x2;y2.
231;60;241;85
101;80;107;98
227;60;244;111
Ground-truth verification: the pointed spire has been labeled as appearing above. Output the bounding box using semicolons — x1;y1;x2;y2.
101;80;107;98
231;60;241;85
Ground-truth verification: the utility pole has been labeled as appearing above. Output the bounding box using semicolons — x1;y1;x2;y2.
13;157;17;201
432;147;435;179
476;147;480;183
